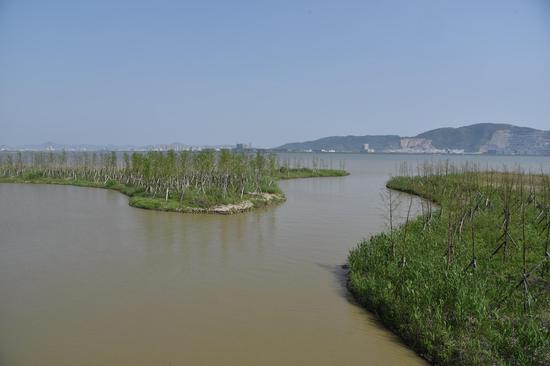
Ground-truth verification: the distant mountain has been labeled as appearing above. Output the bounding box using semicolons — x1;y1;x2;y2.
417;123;550;153
275;123;550;155
275;135;401;153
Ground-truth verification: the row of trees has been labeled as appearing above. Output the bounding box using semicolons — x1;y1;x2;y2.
0;150;280;202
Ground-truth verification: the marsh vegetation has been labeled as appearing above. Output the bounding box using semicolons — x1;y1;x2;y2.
348;162;550;365
0;150;347;213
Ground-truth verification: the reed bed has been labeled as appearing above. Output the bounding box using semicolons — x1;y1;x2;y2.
0;150;347;212
348;162;550;365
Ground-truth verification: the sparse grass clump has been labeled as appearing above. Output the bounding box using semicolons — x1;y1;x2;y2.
348;164;550;365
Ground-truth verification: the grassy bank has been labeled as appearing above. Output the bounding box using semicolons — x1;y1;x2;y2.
348;169;550;365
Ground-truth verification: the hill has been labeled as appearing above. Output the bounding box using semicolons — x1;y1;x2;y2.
274;135;401;152
275;123;550;155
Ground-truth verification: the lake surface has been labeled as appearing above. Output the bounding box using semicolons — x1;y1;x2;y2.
1;154;549;365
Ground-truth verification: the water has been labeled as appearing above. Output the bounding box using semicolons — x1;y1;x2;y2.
1;153;549;366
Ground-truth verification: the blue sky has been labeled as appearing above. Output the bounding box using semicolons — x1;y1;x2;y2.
1;0;549;147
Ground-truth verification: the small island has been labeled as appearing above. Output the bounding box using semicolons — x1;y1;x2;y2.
348;165;550;365
0;150;348;214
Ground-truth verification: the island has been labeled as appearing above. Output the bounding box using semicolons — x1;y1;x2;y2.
0;150;348;214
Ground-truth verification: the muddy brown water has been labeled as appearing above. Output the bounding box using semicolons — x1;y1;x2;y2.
1;154;549;366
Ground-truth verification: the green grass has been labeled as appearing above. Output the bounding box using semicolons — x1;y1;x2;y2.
0;176;276;212
0;167;346;213
348;172;550;365
276;167;349;180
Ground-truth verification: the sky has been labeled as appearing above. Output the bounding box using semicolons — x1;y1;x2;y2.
1;0;549;147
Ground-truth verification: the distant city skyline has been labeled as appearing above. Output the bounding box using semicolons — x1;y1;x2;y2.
2;0;549;147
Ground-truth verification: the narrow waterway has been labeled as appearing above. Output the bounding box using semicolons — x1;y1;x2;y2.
1;154;548;365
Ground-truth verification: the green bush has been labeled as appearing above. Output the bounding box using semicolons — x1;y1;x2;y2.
21;171;43;180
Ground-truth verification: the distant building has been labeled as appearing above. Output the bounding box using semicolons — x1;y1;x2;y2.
363;143;375;153
235;143;244;151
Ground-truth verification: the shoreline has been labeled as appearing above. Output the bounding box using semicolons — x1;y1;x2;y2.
346;180;435;364
346;180;436;364
0;177;286;214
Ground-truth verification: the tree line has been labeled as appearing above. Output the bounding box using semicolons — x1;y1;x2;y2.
0;150;280;202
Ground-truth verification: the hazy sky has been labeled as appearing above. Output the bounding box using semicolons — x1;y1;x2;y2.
1;0;549;147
